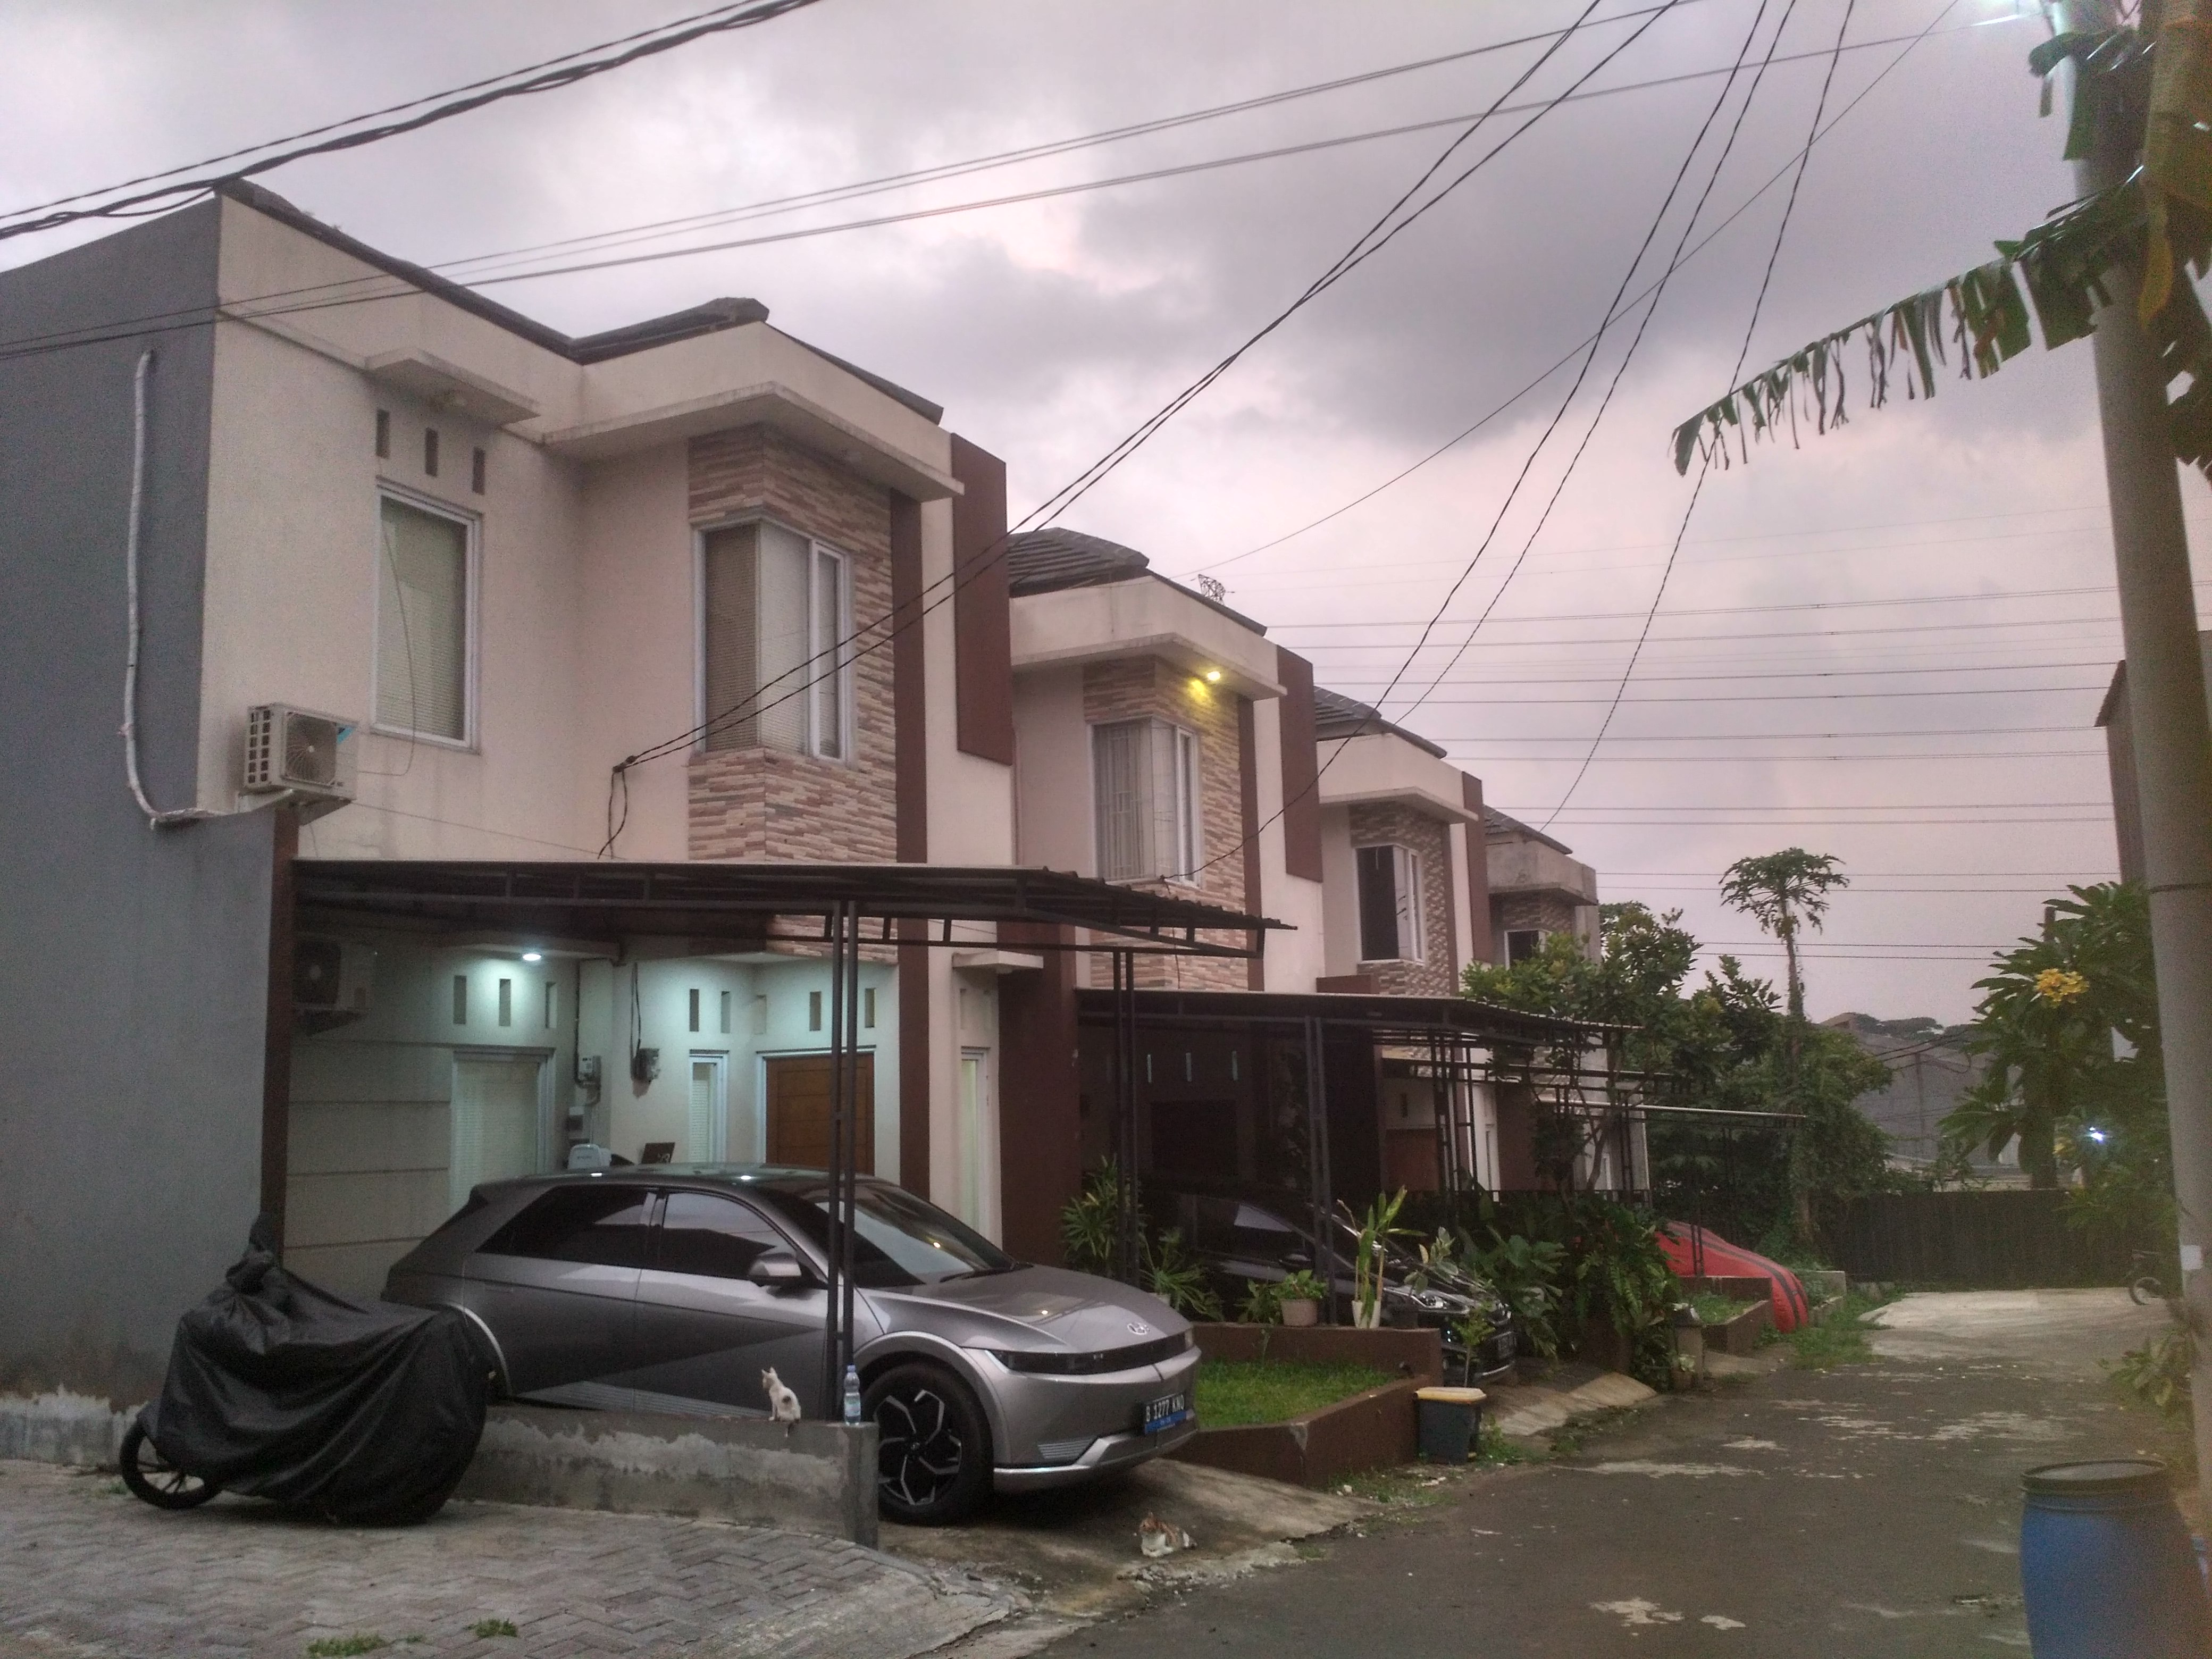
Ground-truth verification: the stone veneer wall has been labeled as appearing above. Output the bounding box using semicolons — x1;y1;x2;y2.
685;427;896;864
1081;659;1249;992
1492;889;1587;941
1347;801;1457;998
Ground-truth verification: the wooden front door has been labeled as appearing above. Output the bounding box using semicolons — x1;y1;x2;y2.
764;1053;876;1174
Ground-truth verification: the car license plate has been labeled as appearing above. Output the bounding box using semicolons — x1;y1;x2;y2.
1142;1392;1192;1434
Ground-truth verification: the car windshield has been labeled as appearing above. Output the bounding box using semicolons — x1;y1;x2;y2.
753;1181;1017;1287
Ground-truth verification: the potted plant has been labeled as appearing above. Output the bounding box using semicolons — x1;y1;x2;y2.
1278;1269;1326;1328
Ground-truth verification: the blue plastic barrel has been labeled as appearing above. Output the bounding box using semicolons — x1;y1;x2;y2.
2020;1459;2211;1656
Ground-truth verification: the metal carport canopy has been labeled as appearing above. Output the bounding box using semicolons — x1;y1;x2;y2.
291;859;1284;957
1072;985;1626;1043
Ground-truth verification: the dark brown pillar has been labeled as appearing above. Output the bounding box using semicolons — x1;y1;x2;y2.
259;806;299;1248
996;925;1081;1264
1461;772;1493;964
891;493;932;1197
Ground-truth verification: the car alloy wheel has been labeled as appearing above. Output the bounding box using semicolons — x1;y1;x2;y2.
865;1361;991;1524
118;1422;221;1511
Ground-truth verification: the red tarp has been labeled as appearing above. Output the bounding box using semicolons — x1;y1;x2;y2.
1660;1222;1809;1333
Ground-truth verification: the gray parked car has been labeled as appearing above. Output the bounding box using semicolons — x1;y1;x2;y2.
383;1167;1197;1523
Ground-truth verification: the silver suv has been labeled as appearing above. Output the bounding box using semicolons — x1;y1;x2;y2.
384;1167;1197;1523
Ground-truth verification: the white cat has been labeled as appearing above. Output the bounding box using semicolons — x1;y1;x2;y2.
762;1366;802;1423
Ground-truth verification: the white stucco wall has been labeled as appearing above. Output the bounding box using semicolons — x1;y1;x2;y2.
1318;805;1361;979
1011;665;1092;874
1251;696;1325;990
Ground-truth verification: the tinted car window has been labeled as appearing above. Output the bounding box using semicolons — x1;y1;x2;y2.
753;1181;1014;1287
480;1186;655;1267
1231;1203;1301;1262
656;1192;786;1279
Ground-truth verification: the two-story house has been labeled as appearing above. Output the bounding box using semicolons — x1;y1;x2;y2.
3;182;1624;1415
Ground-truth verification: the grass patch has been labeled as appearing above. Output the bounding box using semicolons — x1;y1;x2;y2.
1784;1291;1891;1370
1689;1293;1759;1327
470;1620;520;1640
1474;1422;1538;1465
1193;1358;1395;1428
305;1638;388;1658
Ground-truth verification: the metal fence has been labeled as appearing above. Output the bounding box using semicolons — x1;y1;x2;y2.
1824;1189;2143;1288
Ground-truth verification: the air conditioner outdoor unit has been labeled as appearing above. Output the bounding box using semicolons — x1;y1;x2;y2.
294;936;375;1033
243;704;356;819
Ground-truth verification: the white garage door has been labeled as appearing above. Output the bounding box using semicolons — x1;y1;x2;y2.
451;1054;543;1212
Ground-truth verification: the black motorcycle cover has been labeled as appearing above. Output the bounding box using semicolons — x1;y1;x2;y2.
140;1218;489;1519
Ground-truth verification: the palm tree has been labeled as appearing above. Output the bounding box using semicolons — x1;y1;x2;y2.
1718;849;1847;1024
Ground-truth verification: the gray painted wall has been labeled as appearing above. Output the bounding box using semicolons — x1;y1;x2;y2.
0;204;278;1402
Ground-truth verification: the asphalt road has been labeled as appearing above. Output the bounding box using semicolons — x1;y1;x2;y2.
1039;1291;2185;1658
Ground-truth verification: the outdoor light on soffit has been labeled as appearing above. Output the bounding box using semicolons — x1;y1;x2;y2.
522;951;543;962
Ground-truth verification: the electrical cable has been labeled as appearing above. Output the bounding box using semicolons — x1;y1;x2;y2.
1177;0;1981;581
1541;0;1877;831
0;12;1993;368
595;0;1672;851
0;0;824;242
1274;581;2168;628
120;348;215;828
1176;0;1798;883
1381;0;1808;748
428;6;1705;282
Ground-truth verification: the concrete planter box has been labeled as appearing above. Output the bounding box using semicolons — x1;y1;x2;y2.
1711;1300;1772;1356
455;1404;879;1546
1170;1378;1423;1489
1800;1269;1848;1302
1167;1325;1442;1488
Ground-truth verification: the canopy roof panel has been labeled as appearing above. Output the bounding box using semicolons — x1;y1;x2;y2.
294;859;1278;957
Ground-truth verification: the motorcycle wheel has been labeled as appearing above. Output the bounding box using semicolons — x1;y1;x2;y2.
118;1422;221;1511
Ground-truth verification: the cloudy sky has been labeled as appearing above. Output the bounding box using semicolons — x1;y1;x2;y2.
6;0;2180;1023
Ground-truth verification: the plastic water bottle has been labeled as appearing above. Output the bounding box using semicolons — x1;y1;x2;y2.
842;1364;862;1425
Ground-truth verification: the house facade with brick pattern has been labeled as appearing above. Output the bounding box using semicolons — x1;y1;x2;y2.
3;178;1624;1418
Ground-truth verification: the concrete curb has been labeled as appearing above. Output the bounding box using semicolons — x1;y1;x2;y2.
456;1402;881;1546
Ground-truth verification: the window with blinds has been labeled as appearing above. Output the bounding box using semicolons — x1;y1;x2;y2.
375;495;471;742
1093;718;1201;884
700;518;849;758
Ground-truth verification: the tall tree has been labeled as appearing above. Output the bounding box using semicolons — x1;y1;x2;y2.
1718;849;1847;1023
1945;883;2166;1194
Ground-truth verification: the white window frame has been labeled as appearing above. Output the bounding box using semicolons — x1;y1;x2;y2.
1090;717;1202;887
693;515;855;765
371;485;480;750
1355;843;1426;964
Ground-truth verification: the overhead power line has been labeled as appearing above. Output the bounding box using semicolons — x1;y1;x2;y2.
0;0;825;242
592;0;1674;849
1541;0;1872;831
1182;0;1996;582
0;13;2010;367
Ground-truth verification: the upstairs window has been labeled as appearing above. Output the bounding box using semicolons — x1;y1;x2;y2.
375;493;473;743
1356;844;1425;962
1093;718;1200;884
700;518;850;760
1505;927;1546;966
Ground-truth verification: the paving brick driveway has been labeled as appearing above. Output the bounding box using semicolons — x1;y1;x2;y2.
0;1461;1012;1659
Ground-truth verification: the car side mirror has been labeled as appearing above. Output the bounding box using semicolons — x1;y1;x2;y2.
747;1249;808;1289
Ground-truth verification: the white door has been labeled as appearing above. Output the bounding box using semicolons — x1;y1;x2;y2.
450;1054;543;1213
689;1053;727;1163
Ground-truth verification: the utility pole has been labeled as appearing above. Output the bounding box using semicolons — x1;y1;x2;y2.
2066;0;2212;1483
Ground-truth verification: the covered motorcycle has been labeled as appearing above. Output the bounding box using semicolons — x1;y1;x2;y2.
122;1217;490;1524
